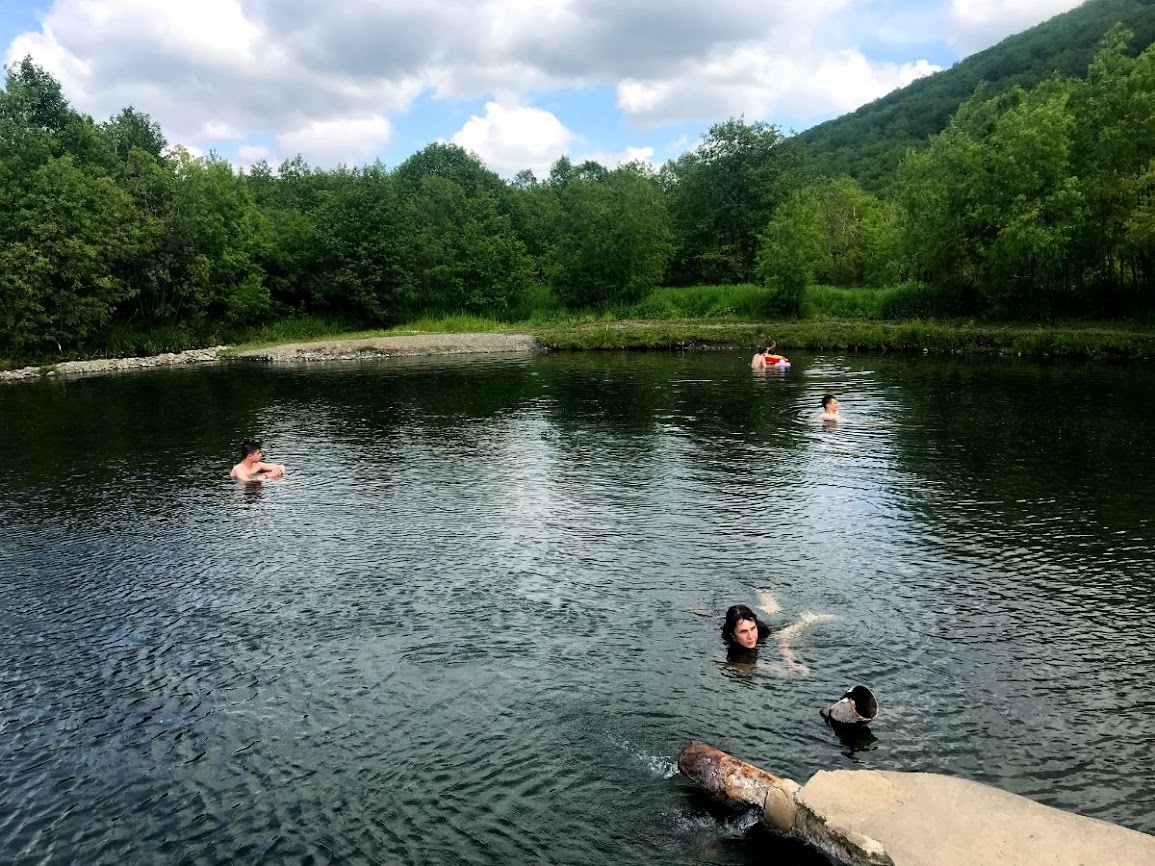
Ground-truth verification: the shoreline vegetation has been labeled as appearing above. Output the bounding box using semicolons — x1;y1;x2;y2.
4;315;1154;383
5;27;1155;373
5;28;1155;371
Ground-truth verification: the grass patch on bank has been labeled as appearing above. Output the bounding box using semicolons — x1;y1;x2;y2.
531;317;1155;359
6;283;1155;368
382;314;510;335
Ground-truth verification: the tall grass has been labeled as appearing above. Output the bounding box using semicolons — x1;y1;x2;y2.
235;314;365;347
627;283;778;319
384;314;507;335
81;321;210;358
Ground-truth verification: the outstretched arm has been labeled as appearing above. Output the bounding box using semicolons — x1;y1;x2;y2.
254;461;285;478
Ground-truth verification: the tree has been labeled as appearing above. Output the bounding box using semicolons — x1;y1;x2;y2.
0;155;138;353
395;142;508;200
548;163;672;309
401;175;534;315
99;107;166;162
757;187;826;315
311;165;412;322
158;149;272;325
663;118;803;284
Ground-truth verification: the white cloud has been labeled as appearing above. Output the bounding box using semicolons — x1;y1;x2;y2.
619;46;940;129
949;0;1083;57
450;102;657;178
5;0;420;150
452;101;575;178
1;0;1076;169
276;115;393;168
235;144;273;169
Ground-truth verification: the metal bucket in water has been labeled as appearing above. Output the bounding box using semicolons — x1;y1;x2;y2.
822;685;878;725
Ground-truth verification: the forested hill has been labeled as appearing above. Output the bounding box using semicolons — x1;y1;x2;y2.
795;0;1155;190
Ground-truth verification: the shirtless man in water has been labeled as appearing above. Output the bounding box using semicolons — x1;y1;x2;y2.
750;341;778;369
818;394;841;422
230;439;285;481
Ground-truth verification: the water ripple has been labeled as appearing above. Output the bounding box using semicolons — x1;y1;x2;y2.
1;351;1153;863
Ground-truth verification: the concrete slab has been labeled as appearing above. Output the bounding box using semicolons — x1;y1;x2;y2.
796;769;1155;866
677;742;1155;866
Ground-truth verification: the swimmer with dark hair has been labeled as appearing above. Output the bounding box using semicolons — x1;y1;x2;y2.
230;439;285;481
818;394;840;422
721;594;834;674
751;341;780;369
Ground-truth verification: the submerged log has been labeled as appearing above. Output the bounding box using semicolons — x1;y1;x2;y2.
677;741;1155;866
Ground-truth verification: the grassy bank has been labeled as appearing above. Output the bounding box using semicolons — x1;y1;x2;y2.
531;318;1155;360
5;283;1155;369
234;313;1155;361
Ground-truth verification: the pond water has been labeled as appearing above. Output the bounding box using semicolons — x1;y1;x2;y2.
2;350;1153;865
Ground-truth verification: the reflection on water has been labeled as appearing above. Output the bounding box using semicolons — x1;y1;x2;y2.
1;351;1153;864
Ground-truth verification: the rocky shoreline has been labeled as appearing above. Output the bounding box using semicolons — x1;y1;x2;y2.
0;334;541;383
0;347;227;383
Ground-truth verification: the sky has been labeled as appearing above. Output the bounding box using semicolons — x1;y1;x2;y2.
0;0;1085;178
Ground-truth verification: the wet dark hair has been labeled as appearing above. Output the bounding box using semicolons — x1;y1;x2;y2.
239;439;262;458
721;604;761;644
821;394;836;409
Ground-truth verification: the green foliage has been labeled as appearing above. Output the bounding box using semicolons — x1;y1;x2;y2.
163;149;272;325
796;0;1155;191
802;283;965;319
402;175;534;316
894;30;1155;318
310;165;412;323
531;317;1155;359
395;142;509;200
664;118;803;284
548;163;672;309
99;107;166;161
757;186;826;315
0;155;138;354
83;319;205;358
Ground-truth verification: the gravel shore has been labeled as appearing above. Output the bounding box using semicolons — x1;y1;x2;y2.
228;332;540;362
0;333;540;383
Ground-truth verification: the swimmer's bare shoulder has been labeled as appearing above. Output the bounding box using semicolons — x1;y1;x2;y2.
231;461;285;481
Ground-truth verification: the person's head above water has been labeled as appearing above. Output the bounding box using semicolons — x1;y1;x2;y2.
821;394;837;410
722;604;763;650
239;439;262;459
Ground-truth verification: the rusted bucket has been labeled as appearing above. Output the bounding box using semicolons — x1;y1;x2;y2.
822;685;878;725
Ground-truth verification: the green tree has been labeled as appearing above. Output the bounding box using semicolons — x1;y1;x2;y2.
402;175;533;315
311;164;411;322
663;118;803;284
757;187;826;314
99;107;166;162
549;163;671;309
0;155;138;353
159;149;272;325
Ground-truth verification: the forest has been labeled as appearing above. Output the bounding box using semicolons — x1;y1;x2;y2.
1;10;1154;362
795;0;1155;189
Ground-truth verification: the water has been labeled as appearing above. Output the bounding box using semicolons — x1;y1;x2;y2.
1;350;1153;865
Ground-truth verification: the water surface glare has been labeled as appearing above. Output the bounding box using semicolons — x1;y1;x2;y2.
2;350;1154;864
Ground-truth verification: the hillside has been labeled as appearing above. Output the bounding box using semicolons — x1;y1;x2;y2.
794;0;1155;190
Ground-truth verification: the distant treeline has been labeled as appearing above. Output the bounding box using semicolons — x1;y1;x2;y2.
1;26;1154;359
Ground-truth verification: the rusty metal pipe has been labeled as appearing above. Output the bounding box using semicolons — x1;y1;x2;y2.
677;741;801;832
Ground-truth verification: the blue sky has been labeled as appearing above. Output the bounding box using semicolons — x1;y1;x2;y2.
0;0;1084;177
